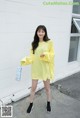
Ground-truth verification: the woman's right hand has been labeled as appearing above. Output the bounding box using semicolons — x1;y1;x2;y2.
40;54;45;57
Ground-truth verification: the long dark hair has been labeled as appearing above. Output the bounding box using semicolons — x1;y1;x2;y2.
31;25;50;54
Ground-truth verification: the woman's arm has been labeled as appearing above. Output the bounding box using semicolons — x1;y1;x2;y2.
20;46;34;66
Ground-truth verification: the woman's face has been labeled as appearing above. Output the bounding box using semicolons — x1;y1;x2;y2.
37;29;45;40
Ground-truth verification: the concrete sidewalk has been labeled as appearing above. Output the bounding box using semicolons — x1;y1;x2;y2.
54;71;80;101
2;71;80;118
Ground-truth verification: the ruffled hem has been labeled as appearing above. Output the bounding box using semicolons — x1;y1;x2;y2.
31;75;54;81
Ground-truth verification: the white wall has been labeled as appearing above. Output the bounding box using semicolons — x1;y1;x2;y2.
0;0;75;104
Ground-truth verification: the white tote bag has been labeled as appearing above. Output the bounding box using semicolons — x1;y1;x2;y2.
16;65;22;81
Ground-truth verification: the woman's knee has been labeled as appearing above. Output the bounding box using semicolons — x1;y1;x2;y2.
45;87;51;93
31;80;38;92
31;86;37;92
43;82;51;93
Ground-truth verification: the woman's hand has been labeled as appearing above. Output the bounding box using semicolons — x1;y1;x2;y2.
40;54;45;57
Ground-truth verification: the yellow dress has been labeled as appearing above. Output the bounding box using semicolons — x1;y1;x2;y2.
20;40;55;81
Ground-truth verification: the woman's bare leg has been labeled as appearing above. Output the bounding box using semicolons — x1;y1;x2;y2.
43;79;51;102
43;79;51;112
27;79;38;113
29;79;38;103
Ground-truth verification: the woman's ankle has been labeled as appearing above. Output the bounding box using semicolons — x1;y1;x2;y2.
47;100;51;103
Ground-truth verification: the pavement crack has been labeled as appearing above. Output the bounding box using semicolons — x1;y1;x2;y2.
52;83;80;101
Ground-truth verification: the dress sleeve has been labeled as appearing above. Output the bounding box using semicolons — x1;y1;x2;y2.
40;40;55;62
20;46;34;66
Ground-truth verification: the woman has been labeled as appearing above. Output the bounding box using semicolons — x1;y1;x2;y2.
21;25;55;113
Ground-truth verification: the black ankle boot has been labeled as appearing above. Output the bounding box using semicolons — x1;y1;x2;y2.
26;102;33;113
47;101;51;112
